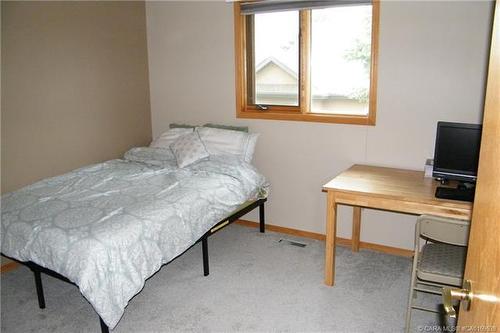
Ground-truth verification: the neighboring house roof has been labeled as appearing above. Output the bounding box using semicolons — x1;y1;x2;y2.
255;57;348;98
256;56;298;80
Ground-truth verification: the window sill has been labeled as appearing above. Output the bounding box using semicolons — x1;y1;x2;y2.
237;110;376;125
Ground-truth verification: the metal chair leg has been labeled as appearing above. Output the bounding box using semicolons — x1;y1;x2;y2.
405;254;419;333
202;237;209;276
259;202;265;233
32;269;46;309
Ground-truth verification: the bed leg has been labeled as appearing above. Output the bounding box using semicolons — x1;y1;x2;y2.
202;236;209;276
259;202;265;233
32;269;46;309
99;316;109;333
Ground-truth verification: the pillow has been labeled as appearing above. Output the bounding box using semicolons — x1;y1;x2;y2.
124;147;176;168
196;127;259;163
170;132;209;168
169;123;197;129
150;128;194;148
203;123;249;133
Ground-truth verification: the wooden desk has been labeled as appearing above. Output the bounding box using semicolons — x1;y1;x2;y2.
322;164;472;286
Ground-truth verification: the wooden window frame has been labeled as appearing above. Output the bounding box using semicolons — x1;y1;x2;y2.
234;1;379;125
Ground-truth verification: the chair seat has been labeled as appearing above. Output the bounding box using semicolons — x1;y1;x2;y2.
417;243;467;286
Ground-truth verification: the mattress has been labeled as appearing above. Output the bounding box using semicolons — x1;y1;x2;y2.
1;147;268;328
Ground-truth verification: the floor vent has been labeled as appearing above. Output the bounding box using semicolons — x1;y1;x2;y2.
278;239;307;248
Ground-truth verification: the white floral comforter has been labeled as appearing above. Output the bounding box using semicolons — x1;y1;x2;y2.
0;147;268;328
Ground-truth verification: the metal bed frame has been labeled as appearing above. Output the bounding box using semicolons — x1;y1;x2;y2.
6;198;266;333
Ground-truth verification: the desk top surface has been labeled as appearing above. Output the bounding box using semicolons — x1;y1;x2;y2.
323;164;472;211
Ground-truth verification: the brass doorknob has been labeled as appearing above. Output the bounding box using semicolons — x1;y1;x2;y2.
442;280;473;318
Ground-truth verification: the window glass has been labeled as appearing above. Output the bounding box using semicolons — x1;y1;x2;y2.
252;11;299;106
310;6;372;115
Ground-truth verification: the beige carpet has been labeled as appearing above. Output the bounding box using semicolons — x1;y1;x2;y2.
1;224;443;332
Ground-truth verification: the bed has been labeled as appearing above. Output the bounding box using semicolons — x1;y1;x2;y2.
1;127;269;332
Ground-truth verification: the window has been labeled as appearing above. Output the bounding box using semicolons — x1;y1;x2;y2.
234;0;379;125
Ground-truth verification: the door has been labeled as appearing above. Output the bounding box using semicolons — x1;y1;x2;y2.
457;0;500;328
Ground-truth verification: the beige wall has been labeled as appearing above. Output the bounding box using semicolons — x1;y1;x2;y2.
146;1;492;250
1;1;152;193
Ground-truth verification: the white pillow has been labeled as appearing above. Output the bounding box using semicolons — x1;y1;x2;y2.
196;127;259;163
150;128;194;148
170;132;209;168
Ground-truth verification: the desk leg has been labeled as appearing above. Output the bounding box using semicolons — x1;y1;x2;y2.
352;206;361;252
325;191;337;286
